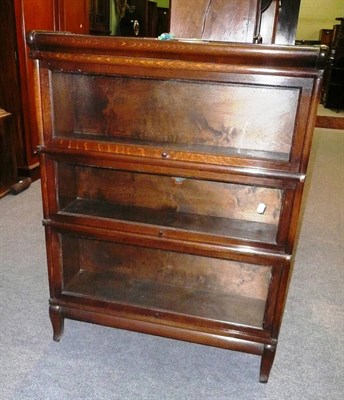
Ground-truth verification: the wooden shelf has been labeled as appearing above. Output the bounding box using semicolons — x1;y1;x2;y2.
61;198;279;244
54;132;290;162
59;233;271;330
56;164;283;236
64;270;267;329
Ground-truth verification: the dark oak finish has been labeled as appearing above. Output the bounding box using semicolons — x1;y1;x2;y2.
28;31;326;382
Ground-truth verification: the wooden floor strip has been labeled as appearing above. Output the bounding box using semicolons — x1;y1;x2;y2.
315;116;344;130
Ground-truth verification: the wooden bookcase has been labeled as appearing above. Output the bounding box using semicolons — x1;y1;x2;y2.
28;31;326;382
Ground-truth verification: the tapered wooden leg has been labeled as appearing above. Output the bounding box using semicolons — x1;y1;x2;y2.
259;344;276;383
49;304;64;342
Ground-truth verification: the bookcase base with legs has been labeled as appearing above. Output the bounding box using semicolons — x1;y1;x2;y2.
28;31;326;382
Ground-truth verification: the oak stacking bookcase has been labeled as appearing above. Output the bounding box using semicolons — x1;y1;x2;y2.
27;31;326;382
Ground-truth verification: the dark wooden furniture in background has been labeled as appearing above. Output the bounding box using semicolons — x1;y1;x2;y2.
117;0;169;38
170;0;301;44
0;0;90;183
0;1;24;184
322;17;344;110
156;6;170;36
28;31;325;382
89;0;110;35
0;0;55;180
170;0;261;42
0;110;18;198
319;29;333;47
272;0;301;44
116;0;148;37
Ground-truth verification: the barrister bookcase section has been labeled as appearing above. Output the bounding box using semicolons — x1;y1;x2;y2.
27;31;326;383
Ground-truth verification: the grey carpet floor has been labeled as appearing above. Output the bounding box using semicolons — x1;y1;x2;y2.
0;128;343;400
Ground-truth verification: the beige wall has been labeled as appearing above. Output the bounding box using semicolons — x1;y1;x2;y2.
157;0;169;7
296;0;344;40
